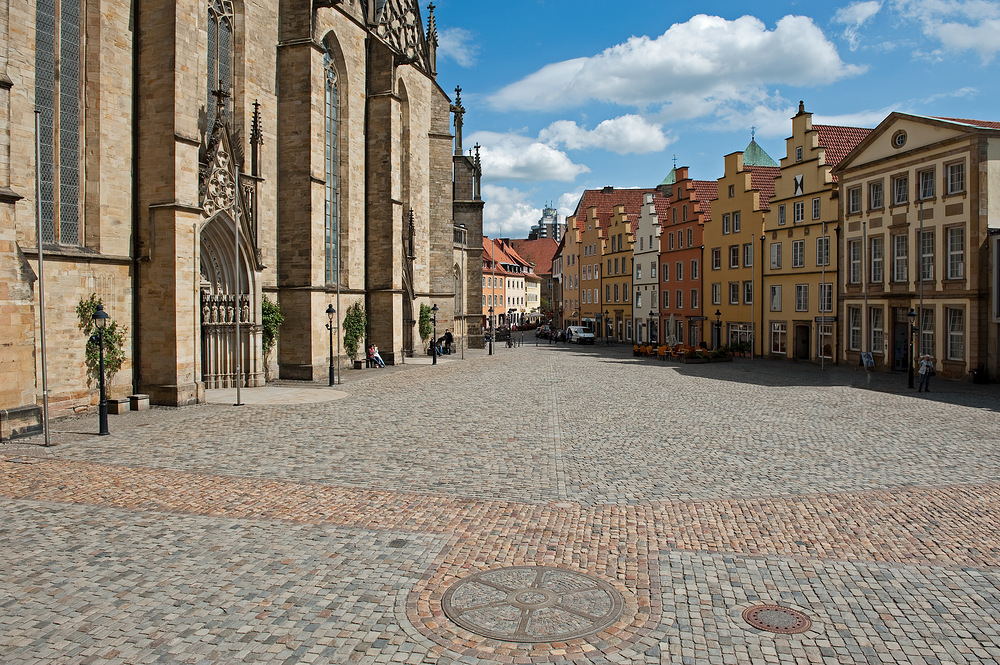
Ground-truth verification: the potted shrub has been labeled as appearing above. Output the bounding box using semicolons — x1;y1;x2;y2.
418;303;433;354
261;295;284;381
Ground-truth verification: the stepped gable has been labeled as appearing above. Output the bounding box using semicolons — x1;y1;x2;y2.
814;125;873;172
747;166;780;211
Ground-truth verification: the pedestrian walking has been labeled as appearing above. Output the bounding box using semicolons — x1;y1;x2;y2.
917;354;934;392
443;329;453;355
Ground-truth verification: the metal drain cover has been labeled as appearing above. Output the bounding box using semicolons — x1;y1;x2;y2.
742;604;812;634
441;566;624;643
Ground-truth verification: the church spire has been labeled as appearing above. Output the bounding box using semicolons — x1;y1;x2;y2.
426;3;438;76
451;85;465;156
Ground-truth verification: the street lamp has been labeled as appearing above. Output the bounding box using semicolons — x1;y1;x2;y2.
604;309;610;345
649;310;656;344
715;309;722;349
431;304;439;365
325;304;336;386
906;307;917;389
90;304;110;436
488;306;494;355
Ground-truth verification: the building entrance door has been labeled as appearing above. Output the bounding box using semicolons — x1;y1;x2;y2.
893;319;908;371
794;325;810;360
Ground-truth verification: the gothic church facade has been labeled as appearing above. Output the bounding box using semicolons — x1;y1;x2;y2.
0;0;484;438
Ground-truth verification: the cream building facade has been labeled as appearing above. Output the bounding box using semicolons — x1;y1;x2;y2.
834;113;998;380
1;0;483;439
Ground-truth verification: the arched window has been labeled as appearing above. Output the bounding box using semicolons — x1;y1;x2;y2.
207;0;235;132
324;50;339;284
35;0;81;244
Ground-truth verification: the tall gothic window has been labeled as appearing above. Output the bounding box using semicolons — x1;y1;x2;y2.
207;0;234;133
324;51;339;284
35;0;81;244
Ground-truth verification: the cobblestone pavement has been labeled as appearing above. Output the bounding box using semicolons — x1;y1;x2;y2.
3;345;999;664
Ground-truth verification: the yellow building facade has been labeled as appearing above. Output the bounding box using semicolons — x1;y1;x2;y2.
707;149;778;352
604;204;635;341
763;104;870;362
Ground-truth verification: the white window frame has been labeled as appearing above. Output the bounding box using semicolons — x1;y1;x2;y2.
870;307;884;355
947;226;965;279
892;175;908;206
729;282;739;305
816;236;830;267
711;249;721;271
676;262;683;281
920;307;934;358
793;201;805;223
869;180;884;210
691;259;699;280
819;283;833;313
770;242;782;270
946;162;965;195
870;237;883;284
918;168;935;200
792;239;805;268
743;281;753;305
848;187;861;214
946;307;964;360
919;230;934;282
711;283;721;306
771;322;787;354
778;204;786;225
729;245;739;269
892;234;908;283
812;197;821;220
770;285;782;312
743;243;753;267
733;212;741;233
795;284;808;311
848;306;861;351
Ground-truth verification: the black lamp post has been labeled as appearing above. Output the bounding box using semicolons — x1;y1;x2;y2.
649;309;656;344
715;309;722;349
91;304;110;436
906;307;917;389
604;309;610;344
431;304;439;365
488;306;494;355
325;304;336;386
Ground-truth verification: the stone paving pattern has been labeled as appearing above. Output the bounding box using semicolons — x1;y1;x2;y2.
2;345;1000;664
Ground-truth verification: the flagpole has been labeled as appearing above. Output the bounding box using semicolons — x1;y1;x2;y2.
34;110;51;446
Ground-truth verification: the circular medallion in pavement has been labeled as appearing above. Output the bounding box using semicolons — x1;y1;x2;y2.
742;604;812;634
441;566;624;643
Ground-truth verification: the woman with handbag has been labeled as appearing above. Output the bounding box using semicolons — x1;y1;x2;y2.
917;354;934;392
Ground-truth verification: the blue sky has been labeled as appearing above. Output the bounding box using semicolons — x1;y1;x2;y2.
426;0;1000;238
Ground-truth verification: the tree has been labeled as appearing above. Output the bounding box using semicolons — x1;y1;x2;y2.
76;294;128;389
418;303;432;343
342;302;366;361
261;296;284;381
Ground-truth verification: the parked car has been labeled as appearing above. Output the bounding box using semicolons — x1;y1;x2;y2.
566;326;595;344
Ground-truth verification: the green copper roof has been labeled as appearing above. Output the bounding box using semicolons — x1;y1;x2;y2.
658;167;677;186
743;139;777;167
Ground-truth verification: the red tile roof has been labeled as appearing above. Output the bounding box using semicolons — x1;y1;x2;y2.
748;166;780;211
814;125;873;168
932;117;1000;130
691;181;718;221
510;238;559;275
572;188;657;218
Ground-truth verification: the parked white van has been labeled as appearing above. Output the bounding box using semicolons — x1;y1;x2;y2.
566;326;596;344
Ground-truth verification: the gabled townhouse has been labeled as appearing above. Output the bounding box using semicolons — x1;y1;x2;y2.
511;238;559;319
482;238;509;331
634;192;669;343
763;103;871;362
833;113;1000;381
657;167;717;346
495;241;531;326
560;224;582;329
708;142;779;352
566;187;654;337
604;204;638;342
551;238;565;328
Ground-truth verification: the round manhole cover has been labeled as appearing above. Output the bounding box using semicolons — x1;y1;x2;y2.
742;605;812;634
441;566;624;643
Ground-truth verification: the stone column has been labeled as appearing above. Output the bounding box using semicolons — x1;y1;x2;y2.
135;0;205;406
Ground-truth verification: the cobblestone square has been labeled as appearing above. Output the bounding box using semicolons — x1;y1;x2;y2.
3;345;999;664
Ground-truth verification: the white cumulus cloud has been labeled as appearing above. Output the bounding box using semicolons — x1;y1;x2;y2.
437;27;479;67
891;0;1000;61
482;185;542;237
488;14;863;114
469;131;591;183
538;115;671;154
834;1;883;50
